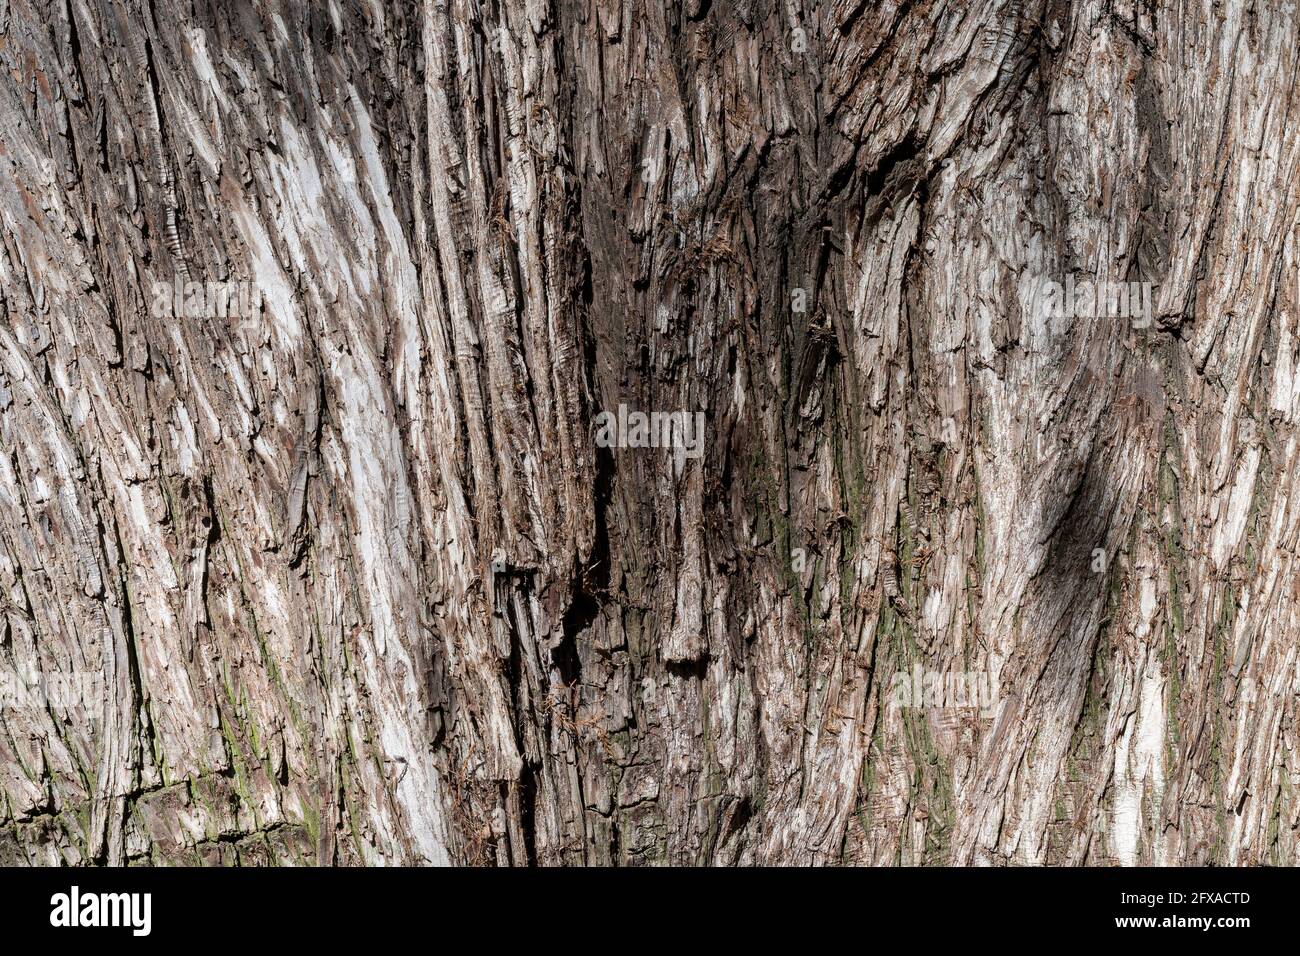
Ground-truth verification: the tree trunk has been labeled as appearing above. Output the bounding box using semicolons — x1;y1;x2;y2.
1;0;1297;866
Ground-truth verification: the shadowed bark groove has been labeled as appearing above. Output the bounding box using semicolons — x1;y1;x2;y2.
0;0;1297;866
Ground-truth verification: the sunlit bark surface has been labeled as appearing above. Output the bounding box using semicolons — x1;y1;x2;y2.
1;0;1298;865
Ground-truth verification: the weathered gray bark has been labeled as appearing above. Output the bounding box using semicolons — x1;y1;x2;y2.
0;0;1297;865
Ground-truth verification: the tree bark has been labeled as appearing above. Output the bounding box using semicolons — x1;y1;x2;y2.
0;0;1297;866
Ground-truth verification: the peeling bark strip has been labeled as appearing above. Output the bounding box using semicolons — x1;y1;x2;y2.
0;0;1297;867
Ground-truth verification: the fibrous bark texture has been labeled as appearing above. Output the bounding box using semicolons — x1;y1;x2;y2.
1;0;1298;866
